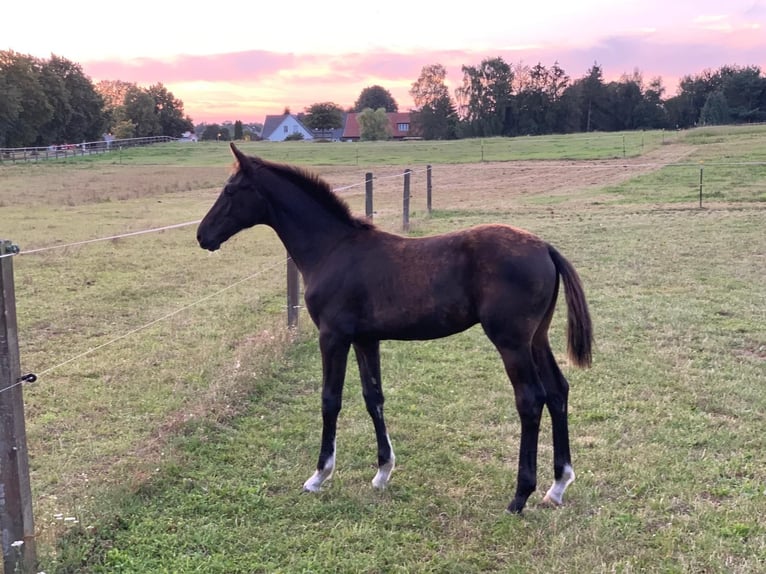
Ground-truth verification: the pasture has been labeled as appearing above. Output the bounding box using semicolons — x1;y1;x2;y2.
0;128;764;572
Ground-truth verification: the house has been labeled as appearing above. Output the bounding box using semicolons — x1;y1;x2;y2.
261;113;314;141
341;112;412;141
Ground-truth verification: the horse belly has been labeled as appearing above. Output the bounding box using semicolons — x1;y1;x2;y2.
363;286;477;341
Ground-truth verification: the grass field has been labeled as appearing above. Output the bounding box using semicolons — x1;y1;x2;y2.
0;127;764;573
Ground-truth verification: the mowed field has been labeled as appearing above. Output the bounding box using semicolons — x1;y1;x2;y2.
0;127;764;573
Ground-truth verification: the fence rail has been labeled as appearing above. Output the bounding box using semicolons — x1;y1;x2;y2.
0;136;179;164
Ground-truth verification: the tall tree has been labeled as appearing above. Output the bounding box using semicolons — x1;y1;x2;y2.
38;60;71;144
354;85;398;112
303;102;344;137
0;50;52;146
409;64;458;139
147;83;193;137
718;65;766;123
0;61;22;146
357;108;391;140
43;55;104;143
123;86;161;137
700;91;730;125
455;56;514;137
570;62;610;132
233;120;243;140
95;79;135;134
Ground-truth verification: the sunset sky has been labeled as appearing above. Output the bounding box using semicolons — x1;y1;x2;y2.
5;1;765;124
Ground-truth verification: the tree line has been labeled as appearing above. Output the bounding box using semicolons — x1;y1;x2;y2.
278;59;766;141
2;48;765;147
1;51;193;148
409;59;766;139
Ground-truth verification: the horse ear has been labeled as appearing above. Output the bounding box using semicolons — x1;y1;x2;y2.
230;142;253;174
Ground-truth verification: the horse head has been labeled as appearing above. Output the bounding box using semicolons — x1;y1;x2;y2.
197;143;270;251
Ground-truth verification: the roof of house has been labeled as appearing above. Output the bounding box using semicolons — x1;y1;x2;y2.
342;112;412;140
261;113;314;140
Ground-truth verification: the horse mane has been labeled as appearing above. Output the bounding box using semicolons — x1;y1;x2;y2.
251;156;375;230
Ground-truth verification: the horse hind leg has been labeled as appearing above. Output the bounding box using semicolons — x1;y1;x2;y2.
490;341;546;513
354;341;396;489
532;338;576;506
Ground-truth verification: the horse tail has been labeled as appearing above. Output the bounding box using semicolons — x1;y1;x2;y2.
548;245;593;368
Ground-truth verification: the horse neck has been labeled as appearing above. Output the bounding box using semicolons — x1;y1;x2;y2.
263;184;354;274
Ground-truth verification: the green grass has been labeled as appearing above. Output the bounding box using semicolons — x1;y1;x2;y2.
1;128;764;573
5;129;676;168
51;203;766;573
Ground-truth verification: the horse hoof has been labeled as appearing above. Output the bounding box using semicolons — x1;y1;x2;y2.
505;500;526;514
371;460;395;490
542;492;563;506
303;469;331;492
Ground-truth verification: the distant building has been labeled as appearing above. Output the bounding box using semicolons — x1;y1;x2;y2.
180;131;198;142
261;113;314;141
258;111;414;142
341;112;412;141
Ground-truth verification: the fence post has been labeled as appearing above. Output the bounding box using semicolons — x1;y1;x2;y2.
402;169;411;233
365;172;374;219
699;163;704;208
286;255;299;329
0;240;37;574
426;165;432;214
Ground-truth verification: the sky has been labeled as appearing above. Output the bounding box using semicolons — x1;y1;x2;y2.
5;0;766;124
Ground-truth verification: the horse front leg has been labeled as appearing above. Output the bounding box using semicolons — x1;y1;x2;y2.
303;330;350;492
353;340;395;489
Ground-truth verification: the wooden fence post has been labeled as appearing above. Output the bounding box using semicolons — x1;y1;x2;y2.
0;240;37;574
426;165;432;214
286;255;299;329
402;169;411;233
365;172;374;219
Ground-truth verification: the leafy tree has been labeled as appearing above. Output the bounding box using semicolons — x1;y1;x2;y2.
0;61;22;146
43;55;104;143
410;64;458;139
123;85;161;137
112;119;136;139
357;108;391;140
95;79;135;133
718;65;766;123
304;102;344;137
200;124;222;141
95;79;134;109
700;91;730;125
38;60;71;144
568;62;610;132
0;50;52;146
147;83;193;137
234;120;243;140
636;77;668;129
354;86;398;112
455;56;514;137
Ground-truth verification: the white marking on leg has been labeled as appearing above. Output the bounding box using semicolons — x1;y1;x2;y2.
371;434;395;490
543;463;575;505
303;441;335;492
